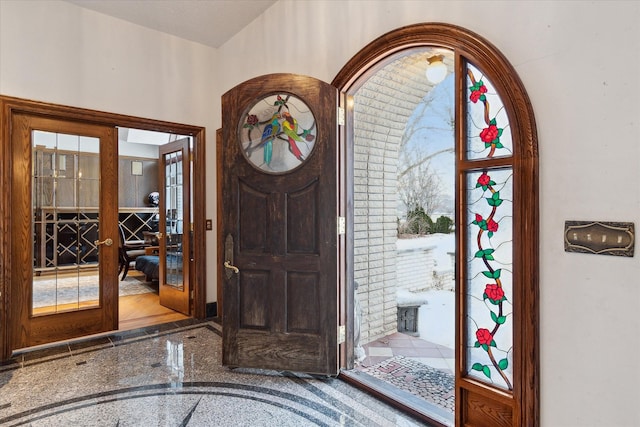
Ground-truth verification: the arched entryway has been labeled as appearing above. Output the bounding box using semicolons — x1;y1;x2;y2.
333;23;539;427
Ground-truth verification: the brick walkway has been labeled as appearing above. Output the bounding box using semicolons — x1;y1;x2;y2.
357;332;455;414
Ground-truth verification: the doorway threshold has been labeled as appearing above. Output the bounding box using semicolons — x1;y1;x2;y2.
340;369;453;427
6;318;211;366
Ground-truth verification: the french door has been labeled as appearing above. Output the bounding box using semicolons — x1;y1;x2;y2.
0;96;207;362
9;113;119;349
158;139;191;315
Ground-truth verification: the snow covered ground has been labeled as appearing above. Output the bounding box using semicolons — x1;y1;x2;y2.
397;233;456;349
417;289;455;349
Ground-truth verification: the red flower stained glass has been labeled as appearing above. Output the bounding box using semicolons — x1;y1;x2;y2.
484;284;505;303
467;65;510;159
476;328;494;346
477;172;491;187
470;83;487;103
480;124;499;143
469;170;512;390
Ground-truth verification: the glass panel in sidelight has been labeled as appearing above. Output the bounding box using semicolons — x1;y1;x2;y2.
465;168;513;390
466;63;513;160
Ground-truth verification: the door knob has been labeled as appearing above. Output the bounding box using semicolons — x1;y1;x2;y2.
94;238;113;247
223;261;239;274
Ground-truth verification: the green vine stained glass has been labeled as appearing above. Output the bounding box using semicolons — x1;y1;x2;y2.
465;168;513;390
466;64;513;160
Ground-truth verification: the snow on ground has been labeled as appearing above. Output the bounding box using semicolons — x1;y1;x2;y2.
397;233;456;349
417;289;455;349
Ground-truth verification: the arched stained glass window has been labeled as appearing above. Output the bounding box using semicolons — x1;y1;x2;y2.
466;64;513;159
333;23;539;427
464;63;514;390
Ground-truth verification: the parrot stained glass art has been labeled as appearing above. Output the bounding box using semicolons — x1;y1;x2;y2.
240;94;316;173
260;113;281;165
281;112;305;161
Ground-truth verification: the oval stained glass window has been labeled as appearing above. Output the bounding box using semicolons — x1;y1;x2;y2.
239;94;317;174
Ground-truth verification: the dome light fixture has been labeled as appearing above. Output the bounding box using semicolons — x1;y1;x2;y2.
426;54;448;84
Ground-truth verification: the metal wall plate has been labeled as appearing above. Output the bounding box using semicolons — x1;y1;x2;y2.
564;221;634;257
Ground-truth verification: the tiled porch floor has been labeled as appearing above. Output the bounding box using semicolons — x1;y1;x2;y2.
354;332;455;424
360;332;455;374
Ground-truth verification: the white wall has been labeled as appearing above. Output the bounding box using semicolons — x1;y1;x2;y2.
0;0;219;305
218;1;640;426
2;0;640;425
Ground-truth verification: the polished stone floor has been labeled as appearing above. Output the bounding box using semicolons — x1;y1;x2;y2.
0;320;428;426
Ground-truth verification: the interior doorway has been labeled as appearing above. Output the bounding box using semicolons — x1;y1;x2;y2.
28;126;193;333
115;128;193;331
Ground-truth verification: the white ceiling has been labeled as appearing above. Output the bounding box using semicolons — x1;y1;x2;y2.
65;0;277;48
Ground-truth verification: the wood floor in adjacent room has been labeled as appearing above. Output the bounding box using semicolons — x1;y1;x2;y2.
119;291;189;331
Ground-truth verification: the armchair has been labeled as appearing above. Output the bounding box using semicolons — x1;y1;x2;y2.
118;224;147;280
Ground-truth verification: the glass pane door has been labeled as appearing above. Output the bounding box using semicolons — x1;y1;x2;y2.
10;112;118;351
32;131;102;315
164;150;184;291
158;138;191;315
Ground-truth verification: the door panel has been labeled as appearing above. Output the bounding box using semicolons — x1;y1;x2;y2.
222;74;339;375
10;113;118;349
237;180;268;252
158;139;191;315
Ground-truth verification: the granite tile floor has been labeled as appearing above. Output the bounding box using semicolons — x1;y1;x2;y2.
0;320;428;426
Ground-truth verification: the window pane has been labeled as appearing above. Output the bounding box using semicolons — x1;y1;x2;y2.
466;63;513;159
465;168;513;390
32;131;101;315
164;150;184;290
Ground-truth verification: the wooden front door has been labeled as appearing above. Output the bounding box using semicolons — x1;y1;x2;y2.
9;113;119;349
158;139;191;315
221;74;339;375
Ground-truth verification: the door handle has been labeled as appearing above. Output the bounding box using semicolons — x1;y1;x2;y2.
94;238;113;247
223;261;239;274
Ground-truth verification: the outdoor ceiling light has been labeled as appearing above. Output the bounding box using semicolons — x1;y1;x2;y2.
426;54;448;84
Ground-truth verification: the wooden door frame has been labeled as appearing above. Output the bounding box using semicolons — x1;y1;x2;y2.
0;95;207;361
331;23;539;426
216;128;224;319
211;22;538;426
